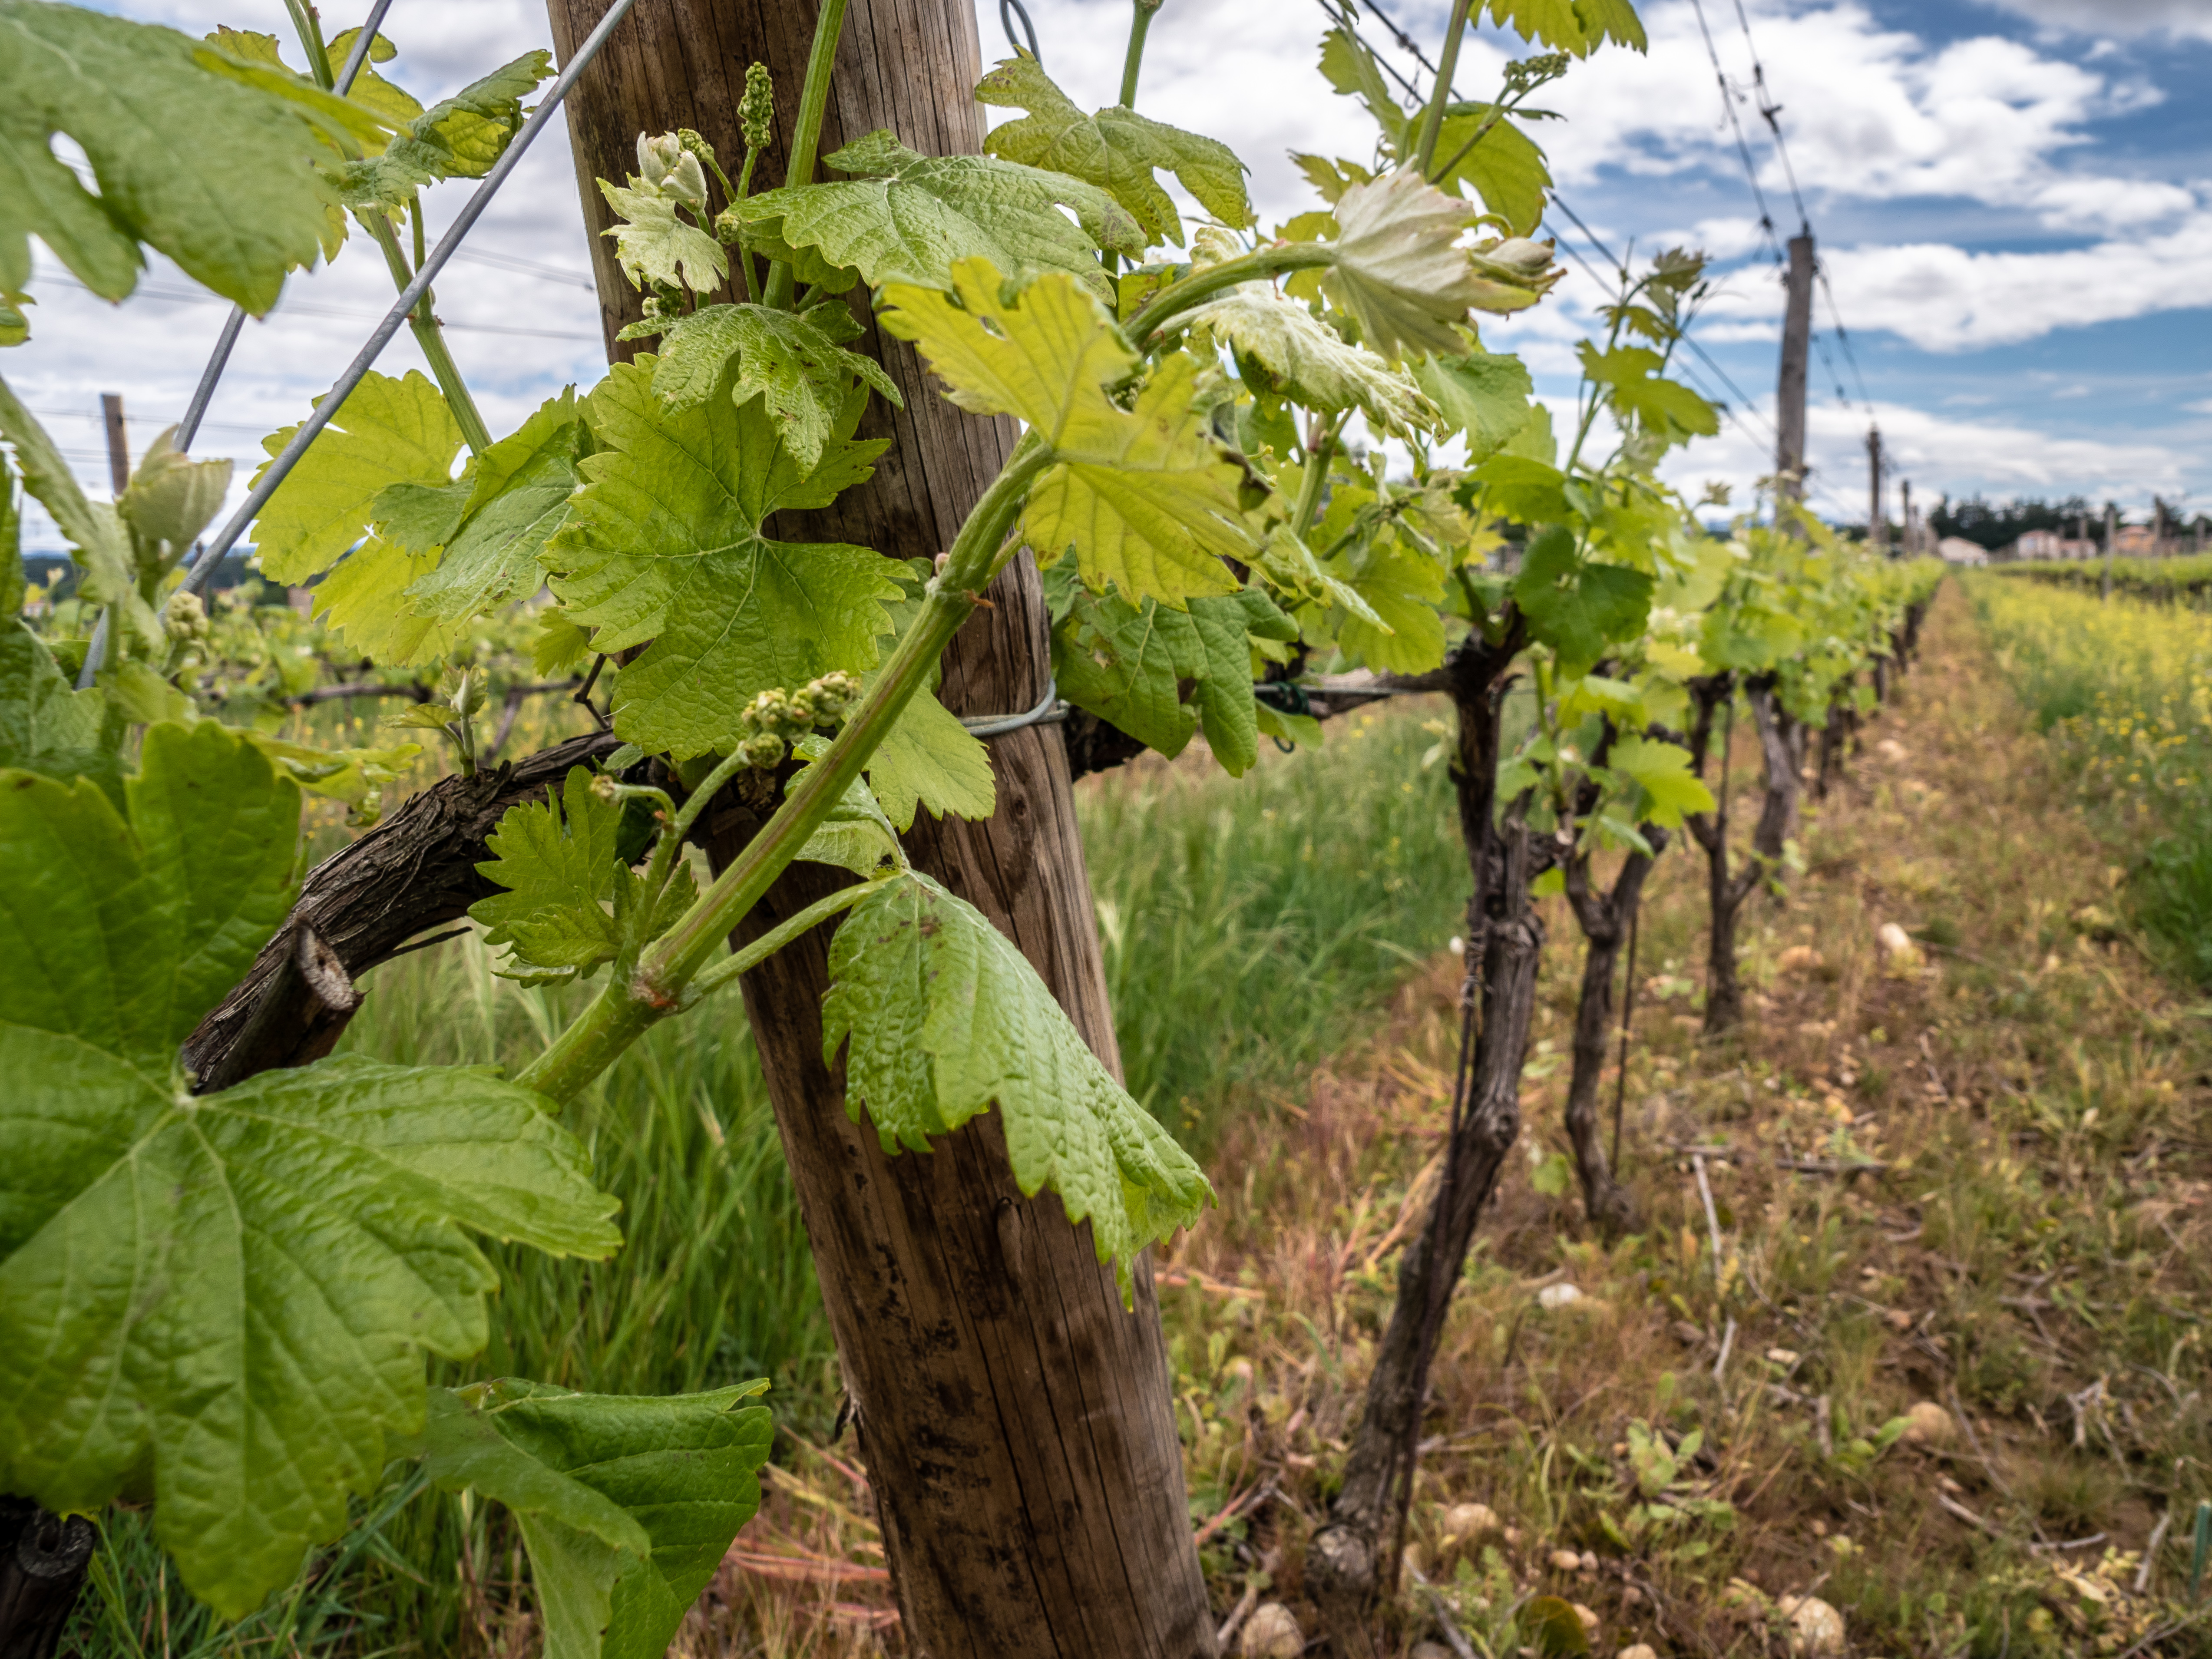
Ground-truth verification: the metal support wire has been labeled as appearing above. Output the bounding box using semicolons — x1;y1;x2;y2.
960;675;1065;737
998;0;1041;63
170;0;643;608
77;0;403;688
176;0;393;456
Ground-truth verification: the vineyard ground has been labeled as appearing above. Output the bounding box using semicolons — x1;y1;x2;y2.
66;585;2212;1657
719;582;2212;1657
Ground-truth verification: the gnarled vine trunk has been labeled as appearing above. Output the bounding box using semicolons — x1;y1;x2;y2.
1308;627;1543;1651
544;3;1215;1652
1559;811;1666;1239
1685;673;1799;1036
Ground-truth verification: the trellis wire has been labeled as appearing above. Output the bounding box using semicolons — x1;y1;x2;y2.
960;675;1065;737
178;0;393;457
74;0;403;690
998;0;1042;63
170;0;644;610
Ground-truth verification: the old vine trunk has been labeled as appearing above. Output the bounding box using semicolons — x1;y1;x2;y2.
1686;673;1799;1036
543;2;1217;1652
1559;810;1665;1238
1308;628;1543;1651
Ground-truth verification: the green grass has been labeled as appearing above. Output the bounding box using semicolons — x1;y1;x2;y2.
1968;575;2212;983
1082;701;1471;1141
66;701;1474;1653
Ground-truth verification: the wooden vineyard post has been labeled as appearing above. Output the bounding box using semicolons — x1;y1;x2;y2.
541;3;1219;1654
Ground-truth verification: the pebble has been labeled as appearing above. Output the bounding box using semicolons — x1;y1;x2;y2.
1440;1501;1501;1546
1779;1594;1847;1656
1620;1646;1659;1659
1550;1548;1584;1572
1537;1282;1584;1310
1239;1602;1303;1659
1571;1601;1600;1630
1901;1399;1956;1446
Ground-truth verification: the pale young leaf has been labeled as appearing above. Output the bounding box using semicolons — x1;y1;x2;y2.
1186;284;1438;439
470;765;625;975
878;258;1254;605
250;370;464;584
1607;733;1713;827
732;131;1143;302
1411;349;1535;461
599;181;728;295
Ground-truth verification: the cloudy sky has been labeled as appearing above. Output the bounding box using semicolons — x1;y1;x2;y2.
14;0;2209;551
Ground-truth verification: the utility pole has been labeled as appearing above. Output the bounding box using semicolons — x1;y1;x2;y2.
2103;502;2118;600
99;393;129;496
1865;424;1884;552
1901;478;1913;554
1775;232;1814;510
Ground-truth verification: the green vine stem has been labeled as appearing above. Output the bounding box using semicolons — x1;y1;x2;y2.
762;0;852;311
363;211;494;454
688;881;874;1001
1132;243;1335;344
282;0;335;89
1118;0;1163;108
1412;0;1474;178
514;433;1050;1104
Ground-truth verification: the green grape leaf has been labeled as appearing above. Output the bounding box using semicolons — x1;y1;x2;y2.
388;50;550;181
975;52;1251;247
119;427;233;554
1485;0;1645;55
1187;284;1437;439
534;608;593;678
599;181;728;294
651;303;903;477
866;688;996;830
411;1379;772;1659
879;259;1253;605
0;377;134;628
542;360;900;759
1606;733;1712;828
322;26;420;127
1254;525;1385;626
1514;525;1653;675
0;3;342;312
1054;587;1295;777
310;537;460;667
1322;169;1505;360
0;722;622;1617
1470;453;1569;524
407;391;584;623
470;766;626;975
1328;540;1447;674
732;130;1143;301
0;622;114;796
822;872;1213;1302
251;370;464;584
1428;105;1553;237
1578;342;1718;442
1412;349;1534;461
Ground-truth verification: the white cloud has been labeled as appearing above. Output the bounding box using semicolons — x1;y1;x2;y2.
1531;1;2180;236
1974;0;2212;43
1660;396;2201;521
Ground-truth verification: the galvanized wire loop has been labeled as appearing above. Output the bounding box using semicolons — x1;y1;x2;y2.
998;0;1041;63
960;675;1066;737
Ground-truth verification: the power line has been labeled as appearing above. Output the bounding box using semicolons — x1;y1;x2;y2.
1682;0;1783;261
1727;0;1808;234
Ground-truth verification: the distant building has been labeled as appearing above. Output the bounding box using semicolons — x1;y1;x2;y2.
1936;536;1989;567
2116;524;2157;556
2010;530;2096;561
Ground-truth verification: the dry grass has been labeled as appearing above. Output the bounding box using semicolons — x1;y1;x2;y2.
1147;582;2212;1656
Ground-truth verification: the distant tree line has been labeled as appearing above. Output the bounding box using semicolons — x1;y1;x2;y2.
1929;495;2210;552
